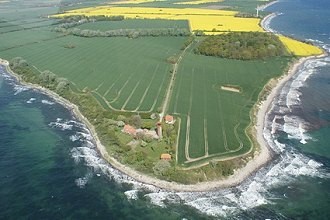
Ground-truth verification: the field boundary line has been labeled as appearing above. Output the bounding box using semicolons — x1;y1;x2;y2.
202;67;208;157
133;64;160;111
92;91;122;111
185;67;195;160
175;117;181;164
146;65;169;112
159;39;195;119
109;62;144;104
204;119;209;157
233;123;244;150
172;65;184;114
103;71;124;97
121;81;141;110
215;71;229;152
94;82;104;92
184;115;191;161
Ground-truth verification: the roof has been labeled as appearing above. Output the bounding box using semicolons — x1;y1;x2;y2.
122;124;136;136
165;115;174;123
160;153;171;160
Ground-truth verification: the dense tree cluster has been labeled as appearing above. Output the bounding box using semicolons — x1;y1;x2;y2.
56;15;124;29
195;32;288;60
59;15;124;23
234;12;258;18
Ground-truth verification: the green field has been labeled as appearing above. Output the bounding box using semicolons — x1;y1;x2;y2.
168;42;290;166
1;35;186;112
77;19;189;31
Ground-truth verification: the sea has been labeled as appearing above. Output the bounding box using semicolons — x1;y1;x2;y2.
0;0;329;219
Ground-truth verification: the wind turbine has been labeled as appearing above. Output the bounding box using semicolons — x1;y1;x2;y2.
256;5;260;17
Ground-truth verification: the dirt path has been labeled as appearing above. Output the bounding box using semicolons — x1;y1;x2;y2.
159;40;195;121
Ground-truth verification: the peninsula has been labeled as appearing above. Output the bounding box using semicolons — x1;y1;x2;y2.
0;0;324;191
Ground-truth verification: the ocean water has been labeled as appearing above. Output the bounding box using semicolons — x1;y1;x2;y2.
1;0;330;219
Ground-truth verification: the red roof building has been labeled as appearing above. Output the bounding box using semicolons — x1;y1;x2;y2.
160;153;172;160
164;115;174;124
122;124;137;136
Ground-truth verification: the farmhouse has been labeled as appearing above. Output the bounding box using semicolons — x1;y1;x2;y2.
165;115;175;124
160;153;171;161
122;124;137;136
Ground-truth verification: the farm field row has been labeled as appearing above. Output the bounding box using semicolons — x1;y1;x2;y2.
168;43;291;166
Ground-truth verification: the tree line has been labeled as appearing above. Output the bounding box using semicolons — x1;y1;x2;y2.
195;32;289;60
53;26;191;38
53;15;190;38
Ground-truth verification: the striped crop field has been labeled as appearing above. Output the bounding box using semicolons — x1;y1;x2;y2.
168;43;291;166
1;34;186;112
53;6;263;33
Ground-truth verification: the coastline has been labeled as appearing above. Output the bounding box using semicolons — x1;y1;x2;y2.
0;14;326;192
0;56;299;192
0;57;321;192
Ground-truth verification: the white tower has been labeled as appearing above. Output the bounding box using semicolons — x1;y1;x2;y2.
256;5;260;17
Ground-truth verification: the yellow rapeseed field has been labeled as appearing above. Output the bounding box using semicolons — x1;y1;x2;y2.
54;6;323;57
279;36;323;56
54;6;262;32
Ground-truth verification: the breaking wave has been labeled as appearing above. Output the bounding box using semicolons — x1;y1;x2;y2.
41;99;55;105
13;84;29;95
266;56;329;146
75;172;93;189
49;118;73;131
26;98;36;104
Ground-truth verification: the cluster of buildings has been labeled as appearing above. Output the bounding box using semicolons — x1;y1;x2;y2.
121;114;175;160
